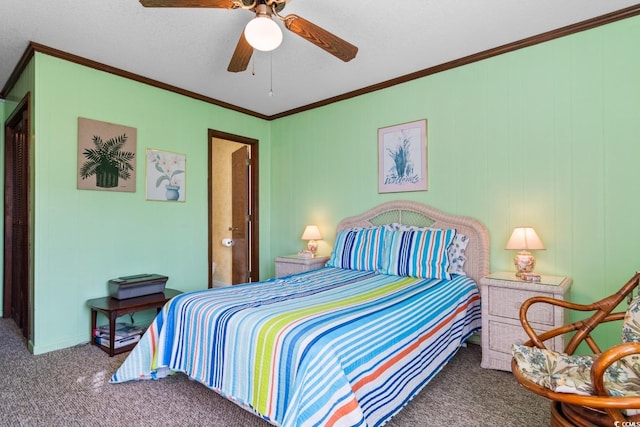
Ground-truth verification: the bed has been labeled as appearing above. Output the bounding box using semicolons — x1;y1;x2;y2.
111;200;490;426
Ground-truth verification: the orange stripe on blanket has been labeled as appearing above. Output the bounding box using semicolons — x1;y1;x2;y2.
352;294;480;393
148;322;157;352
325;396;361;427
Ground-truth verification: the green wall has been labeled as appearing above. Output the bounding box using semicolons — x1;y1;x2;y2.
12;54;271;354
270;15;640;347
3;14;639;354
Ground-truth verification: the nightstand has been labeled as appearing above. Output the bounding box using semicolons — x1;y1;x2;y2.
479;272;572;371
274;255;329;278
87;288;181;356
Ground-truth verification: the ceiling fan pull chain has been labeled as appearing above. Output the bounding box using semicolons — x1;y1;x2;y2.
269;52;274;97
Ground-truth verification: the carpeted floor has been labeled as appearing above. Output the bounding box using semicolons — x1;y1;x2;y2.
0;319;550;426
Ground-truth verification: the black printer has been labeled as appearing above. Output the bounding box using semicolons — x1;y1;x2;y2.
108;274;168;300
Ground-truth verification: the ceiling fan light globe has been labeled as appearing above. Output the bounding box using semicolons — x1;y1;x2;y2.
244;16;282;52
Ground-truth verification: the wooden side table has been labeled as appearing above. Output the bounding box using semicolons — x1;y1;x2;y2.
274;255;329;278
87;288;182;356
479;272;572;371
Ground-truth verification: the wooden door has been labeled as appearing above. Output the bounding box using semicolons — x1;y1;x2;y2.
231;146;250;284
3;95;31;340
208;130;259;288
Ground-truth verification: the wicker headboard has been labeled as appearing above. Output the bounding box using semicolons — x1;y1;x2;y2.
336;200;490;283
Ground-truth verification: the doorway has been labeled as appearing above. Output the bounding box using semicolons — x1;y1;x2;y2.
208;130;259;287
3;93;31;341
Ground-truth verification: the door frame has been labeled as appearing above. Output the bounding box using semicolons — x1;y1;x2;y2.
3;92;32;341
208;129;259;286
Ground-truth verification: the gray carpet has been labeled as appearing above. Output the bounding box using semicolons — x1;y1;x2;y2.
0;319;550;426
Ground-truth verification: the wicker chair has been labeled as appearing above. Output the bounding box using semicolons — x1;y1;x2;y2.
511;272;640;426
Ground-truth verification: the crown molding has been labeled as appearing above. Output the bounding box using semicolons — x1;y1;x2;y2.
2;4;639;120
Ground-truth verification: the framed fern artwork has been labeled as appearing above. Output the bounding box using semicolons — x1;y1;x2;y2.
145;149;186;202
378;119;428;193
77;117;137;192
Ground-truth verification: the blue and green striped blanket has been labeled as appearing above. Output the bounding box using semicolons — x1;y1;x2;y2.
111;267;480;426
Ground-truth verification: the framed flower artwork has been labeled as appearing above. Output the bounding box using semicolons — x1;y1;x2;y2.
378;119;428;193
145;149;186;202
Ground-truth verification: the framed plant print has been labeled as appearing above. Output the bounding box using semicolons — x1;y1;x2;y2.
145;149;186;202
77;117;136;192
378;119;428;193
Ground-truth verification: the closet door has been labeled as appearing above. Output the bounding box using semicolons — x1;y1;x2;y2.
3;94;31;340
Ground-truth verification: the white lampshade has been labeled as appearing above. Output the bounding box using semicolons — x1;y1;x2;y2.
244;15;282;52
505;227;545;250
301;225;322;241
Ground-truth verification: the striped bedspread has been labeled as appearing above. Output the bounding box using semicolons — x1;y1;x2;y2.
111;267;481;426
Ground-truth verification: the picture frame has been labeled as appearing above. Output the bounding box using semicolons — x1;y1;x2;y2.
378;119;428;193
77;117;136;192
145;149;186;202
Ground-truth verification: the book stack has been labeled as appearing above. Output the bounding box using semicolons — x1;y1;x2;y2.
93;322;145;349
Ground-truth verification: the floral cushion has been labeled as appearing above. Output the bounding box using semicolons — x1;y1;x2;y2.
512;344;640;399
622;295;640;343
446;233;469;275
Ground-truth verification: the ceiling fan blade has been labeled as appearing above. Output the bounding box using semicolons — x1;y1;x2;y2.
139;0;236;8
283;14;358;62
227;31;254;72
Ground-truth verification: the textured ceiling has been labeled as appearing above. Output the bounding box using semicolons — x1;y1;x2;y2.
1;0;639;117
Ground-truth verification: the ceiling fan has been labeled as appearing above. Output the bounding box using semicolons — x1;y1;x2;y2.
139;0;359;73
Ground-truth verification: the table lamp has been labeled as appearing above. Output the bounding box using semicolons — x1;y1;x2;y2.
301;225;322;256
505;227;545;278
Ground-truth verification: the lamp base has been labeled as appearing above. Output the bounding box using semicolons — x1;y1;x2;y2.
514;250;536;278
307;240;318;257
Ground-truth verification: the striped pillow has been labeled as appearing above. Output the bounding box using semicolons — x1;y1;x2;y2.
381;228;456;279
385;224;469;275
326;227;387;271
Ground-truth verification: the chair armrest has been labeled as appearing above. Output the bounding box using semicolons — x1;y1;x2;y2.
519;296;603;350
521;295;603;315
591;342;640;396
520;296;627;354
